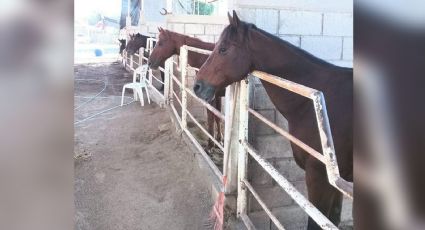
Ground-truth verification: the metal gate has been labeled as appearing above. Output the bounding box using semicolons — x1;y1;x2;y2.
236;72;353;230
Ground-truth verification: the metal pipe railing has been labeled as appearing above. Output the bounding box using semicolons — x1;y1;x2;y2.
250;70;353;198
241;141;338;230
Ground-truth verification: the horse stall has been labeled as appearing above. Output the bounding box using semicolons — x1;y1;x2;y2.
117;0;353;229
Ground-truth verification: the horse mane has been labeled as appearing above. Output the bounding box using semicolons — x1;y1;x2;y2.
222;20;352;71
166;30;215;50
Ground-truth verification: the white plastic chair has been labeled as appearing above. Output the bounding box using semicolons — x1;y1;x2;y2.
121;65;151;106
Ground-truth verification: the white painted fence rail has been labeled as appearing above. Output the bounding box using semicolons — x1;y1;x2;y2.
237;71;353;230
168;45;238;189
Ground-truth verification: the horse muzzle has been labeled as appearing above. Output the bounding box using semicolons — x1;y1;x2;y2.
194;80;216;102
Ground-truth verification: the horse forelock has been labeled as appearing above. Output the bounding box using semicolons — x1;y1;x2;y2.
221;21;256;45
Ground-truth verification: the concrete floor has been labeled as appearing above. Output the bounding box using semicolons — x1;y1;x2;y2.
74;62;213;230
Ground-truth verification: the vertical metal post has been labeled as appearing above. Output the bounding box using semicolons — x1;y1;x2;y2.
180;46;188;130
312;92;340;187
164;58;172;104
139;47;144;66
130;55;134;70
169;57;175;105
237;79;249;217
224;84;239;196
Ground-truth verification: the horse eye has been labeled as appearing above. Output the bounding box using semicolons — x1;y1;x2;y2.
158;42;163;46
219;47;227;54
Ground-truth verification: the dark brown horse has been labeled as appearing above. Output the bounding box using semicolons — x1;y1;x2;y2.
126;33;164;91
195;11;353;230
118;39;126;55
148;28;225;149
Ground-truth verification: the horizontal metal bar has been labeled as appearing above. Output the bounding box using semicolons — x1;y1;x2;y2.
150;74;164;84
243;179;285;230
183;45;212;55
185;87;225;120
240;213;256;230
186;110;224;151
187;66;200;72
172;90;182;106
172;74;182;88
170;104;182;128
241;141;338;230
251;70;318;99
248;108;326;164
184;128;223;187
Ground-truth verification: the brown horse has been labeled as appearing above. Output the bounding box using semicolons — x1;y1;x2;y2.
195;11;353;230
148;28;225;149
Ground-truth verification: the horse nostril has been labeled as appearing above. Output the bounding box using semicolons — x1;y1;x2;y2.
194;82;202;94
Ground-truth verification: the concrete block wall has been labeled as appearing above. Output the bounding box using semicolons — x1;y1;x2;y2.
235;1;353;229
166;22;226;43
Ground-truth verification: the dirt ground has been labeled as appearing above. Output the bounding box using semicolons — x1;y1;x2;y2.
74;62;214;230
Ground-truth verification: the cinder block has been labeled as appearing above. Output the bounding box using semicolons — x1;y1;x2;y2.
249;158;274;187
184;24;204;35
237;8;256;24
248;209;271;230
301;36;343;60
342;37;353;60
292;180;307;197
195;35;215;43
251;109;276;136
139;25;148;34
256;9;278;35
271;205;308;230
253;86;275;110
273;158;305;182
170;23;185;34
279;10;322;35
323;13;353;36
249;185;294;212
275;111;289;130
279;35;301;47
205;24;225;35
253;135;293;159
148;25;158;34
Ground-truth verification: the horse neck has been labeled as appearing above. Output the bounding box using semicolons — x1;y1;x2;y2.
248;29;345;118
184;36;215;51
249;30;336;83
173;34;214;68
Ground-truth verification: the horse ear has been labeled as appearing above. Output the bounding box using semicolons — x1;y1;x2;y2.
227;12;233;25
232;10;240;27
